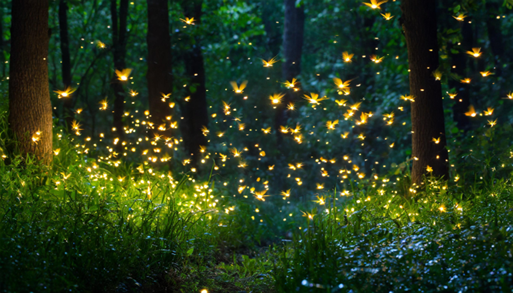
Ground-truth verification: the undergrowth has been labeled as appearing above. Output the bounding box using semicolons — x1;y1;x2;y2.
1;105;513;292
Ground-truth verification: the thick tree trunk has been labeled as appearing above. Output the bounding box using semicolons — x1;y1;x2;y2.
59;0;74;132
276;0;304;145
401;0;449;185
146;0;173;138
181;0;208;166
9;0;53;164
110;0;128;143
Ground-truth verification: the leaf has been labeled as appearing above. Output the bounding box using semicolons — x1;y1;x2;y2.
186;247;194;256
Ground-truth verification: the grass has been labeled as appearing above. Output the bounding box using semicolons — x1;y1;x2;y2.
273;178;513;292
1;109;513;292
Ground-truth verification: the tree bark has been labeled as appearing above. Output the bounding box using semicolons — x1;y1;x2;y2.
0;1;5;77
9;0;53;164
110;0;128;143
276;0;304;145
180;0;208;166
146;0;173;138
401;0;449;185
485;1;505;77
449;21;472;131
261;0;282;57
59;0;74;132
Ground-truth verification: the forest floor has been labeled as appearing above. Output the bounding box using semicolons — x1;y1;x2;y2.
2;135;513;292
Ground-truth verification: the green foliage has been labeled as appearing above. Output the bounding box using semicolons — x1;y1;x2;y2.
273;179;513;292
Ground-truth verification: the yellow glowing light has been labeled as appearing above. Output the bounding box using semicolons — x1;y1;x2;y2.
363;0;387;10
314;196;326;205
453;13;467;21
370;55;384;63
284;78;298;88
262;56;279;67
97;40;106;49
400;95;415;102
466;48;481;58
255;190;269;201
303;93;328;105
484;107;494;116
326;120;339;130
426;165;433;173
270;93;285;104
54;86;76;98
180;17;195;25
464;105;477;117
432;69;442;81
480;71;493;77
230;80;248;94
381;12;394;20
130;89;139;96
115;68;132;81
333;77;353;89
342;51;354;62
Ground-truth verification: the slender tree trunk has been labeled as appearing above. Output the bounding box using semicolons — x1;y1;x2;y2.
261;0;282;57
180;0;208;166
276;0;304;145
146;0;173;138
485;1;505;77
9;0;53;164
0;2;4;77
401;0;449;185
59;0;74;131
449;21;472;131
110;0;128;144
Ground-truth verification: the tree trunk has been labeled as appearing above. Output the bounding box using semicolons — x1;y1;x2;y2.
0;1;5;77
276;0;304;145
9;0;53;164
401;0;449;185
110;0;128;143
485;1;505;77
146;0;173;138
180;0;208;166
261;0;282;57
59;0;74;132
449;21;472;131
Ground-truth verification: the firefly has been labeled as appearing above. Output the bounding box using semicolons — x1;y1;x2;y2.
284;78;298;88
381;12;394;20
270;93;285;104
363;0;387;10
180;17;195;25
453;13;467;21
464;105;477;117
54;86;76;98
262;56;279;67
230;80;248;94
115;68;132;81
342;51;354;62
466;48;482;58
